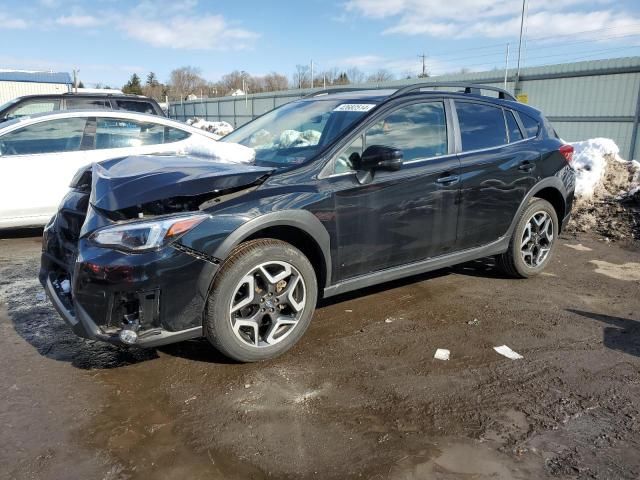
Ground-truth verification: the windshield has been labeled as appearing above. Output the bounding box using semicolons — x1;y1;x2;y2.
222;99;376;167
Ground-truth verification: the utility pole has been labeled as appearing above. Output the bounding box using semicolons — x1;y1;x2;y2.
72;68;79;93
515;0;527;95
504;43;510;90
418;53;427;77
310;60;314;89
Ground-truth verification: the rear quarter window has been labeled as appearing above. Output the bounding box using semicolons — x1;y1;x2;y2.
456;102;508;151
115;100;157;115
518;112;540;138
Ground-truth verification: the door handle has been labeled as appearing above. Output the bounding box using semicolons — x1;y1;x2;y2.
436;174;459;185
518;161;535;172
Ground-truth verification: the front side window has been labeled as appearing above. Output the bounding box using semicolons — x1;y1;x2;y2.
222;99;377;167
95;119;188;149
456;102;508;151
365;102;447;161
115;100;156;115
333;102;448;173
6;99;61;119
0;117;87;155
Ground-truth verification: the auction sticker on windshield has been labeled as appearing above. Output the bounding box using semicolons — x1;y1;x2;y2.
333;104;376;112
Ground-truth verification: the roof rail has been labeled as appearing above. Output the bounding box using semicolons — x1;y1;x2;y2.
303;87;373;98
390;82;516;101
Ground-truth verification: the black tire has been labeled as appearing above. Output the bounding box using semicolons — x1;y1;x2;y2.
204;239;317;362
497;198;558;278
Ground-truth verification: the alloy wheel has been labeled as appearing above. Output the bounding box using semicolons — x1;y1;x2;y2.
520;210;554;268
229;261;306;347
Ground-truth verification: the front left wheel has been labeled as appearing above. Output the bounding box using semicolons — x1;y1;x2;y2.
204;239;318;362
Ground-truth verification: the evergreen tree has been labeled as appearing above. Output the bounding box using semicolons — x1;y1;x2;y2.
122;73;143;95
146;72;159;87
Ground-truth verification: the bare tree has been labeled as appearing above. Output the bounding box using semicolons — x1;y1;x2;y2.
366;69;395;83
345;67;366;85
262;72;289;92
168;66;206;100
293;64;310;89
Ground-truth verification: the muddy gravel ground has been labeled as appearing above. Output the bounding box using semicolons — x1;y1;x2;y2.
1;231;640;480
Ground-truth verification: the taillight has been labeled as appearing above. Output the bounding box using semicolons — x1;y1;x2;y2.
559;144;574;166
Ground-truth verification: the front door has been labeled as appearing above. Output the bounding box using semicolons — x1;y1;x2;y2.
326;100;461;281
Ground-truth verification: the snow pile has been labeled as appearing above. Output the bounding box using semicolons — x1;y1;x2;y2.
186;118;234;137
567;138;640;241
180;140;256;164
571;138;620;199
570;138;639;200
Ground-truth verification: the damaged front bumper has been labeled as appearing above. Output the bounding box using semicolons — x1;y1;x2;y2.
39;216;219;348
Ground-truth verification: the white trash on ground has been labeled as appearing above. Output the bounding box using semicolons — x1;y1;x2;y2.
493;345;523;360
434;349;450;361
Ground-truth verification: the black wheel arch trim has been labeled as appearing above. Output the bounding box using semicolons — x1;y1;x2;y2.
506;176;568;238
209;209;333;289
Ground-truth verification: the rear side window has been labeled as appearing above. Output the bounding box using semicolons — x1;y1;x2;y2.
505;110;523;142
66;98;110;110
6;99;60;119
518;112;540;138
0;117;87;155
456;102;507;151
115;100;157;115
95;118;188;149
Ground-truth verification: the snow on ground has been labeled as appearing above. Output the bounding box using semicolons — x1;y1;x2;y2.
570;138;639;200
186;118;234;137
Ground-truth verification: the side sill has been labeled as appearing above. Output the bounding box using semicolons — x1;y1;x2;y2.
323;237;509;298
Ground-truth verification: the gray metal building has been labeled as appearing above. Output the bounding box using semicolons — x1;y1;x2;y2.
170;57;640;159
0;71;72;105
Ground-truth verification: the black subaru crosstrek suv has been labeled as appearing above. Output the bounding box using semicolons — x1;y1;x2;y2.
40;83;575;362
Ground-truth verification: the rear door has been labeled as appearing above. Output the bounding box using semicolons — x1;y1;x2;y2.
0;117;93;224
454;101;538;249
327;100;461;280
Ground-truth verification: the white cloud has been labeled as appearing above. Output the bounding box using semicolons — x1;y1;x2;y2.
120;14;258;50
56;14;101;28
0;12;29;29
346;0;640;41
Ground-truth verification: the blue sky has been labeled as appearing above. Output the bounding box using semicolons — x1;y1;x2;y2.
1;0;639;87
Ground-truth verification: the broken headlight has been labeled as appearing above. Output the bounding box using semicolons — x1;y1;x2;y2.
89;214;208;252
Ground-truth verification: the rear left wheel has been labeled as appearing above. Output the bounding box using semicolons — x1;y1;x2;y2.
497;198;558;278
204;239;317;362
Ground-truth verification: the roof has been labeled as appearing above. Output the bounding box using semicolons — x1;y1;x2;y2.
0;109;214;138
0;71;72;85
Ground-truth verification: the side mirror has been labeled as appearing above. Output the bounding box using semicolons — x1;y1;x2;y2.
359;145;403;172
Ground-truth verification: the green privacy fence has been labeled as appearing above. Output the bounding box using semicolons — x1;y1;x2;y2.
169;57;640;160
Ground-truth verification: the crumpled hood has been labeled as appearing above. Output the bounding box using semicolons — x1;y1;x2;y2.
90;155;274;212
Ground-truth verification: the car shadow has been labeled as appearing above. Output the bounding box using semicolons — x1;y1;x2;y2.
568;309;640;358
0;227;44;239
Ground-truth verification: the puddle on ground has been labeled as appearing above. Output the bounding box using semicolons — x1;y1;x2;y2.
388;439;542;479
590;260;640;281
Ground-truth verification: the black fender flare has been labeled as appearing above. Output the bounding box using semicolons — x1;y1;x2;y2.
504;176;568;240
210;209;332;288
